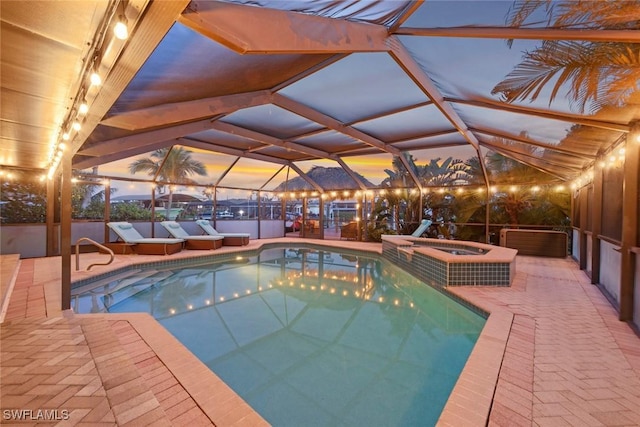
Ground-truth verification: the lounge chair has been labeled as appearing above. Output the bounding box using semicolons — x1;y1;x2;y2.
160;221;224;250
195;220;250;246
106;222;184;255
411;219;432;237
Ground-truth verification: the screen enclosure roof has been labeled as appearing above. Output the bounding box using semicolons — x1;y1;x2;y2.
1;0;639;191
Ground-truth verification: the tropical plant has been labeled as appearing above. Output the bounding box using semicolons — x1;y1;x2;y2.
129;147;207;219
375;154;471;235
0;175;46;223
492;0;640;113
80;200;153;221
452;150;570;241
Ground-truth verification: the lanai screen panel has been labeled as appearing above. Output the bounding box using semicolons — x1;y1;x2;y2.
89;151;160;180
408;146;479;185
354;104;456;144
222;0;412;26
184;129;271;153
107;179;157;202
410;145;479;165
220;105;325;141
107;23;333;113
279;52;431;125
391;133;467;152
340;153;396;186
601;160;624;242
292;130;364;155
293;159;360;190
168;146;240;187
454;104;572;146
261;167;295;192
218;158;286;190
400;36;580;114
405;1;517;27
215;187;253;202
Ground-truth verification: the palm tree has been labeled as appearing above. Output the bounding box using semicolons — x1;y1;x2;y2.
378;154;471;233
455;150;570;241
129;147;207;219
492;0;640;113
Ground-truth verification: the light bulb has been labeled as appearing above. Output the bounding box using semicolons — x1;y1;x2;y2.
78;102;89;115
90;72;101;86
114;20;128;40
72;121;81;131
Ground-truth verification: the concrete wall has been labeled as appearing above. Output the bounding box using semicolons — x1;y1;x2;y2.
599;240;622;304
73;222;106;244
1;224;49;258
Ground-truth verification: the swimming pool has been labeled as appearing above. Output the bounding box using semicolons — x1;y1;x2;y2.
73;245;486;426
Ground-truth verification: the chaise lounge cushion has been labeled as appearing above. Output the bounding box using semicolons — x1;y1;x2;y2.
107;222;184;255
195;220;250;246
160;221;224;250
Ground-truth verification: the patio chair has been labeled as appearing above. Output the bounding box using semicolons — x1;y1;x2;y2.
340;222;358;240
194;220;250;246
411;219;432;238
160;221;224;250
106;222;184;255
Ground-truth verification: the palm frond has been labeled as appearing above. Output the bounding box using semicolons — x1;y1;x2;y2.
554;1;640;29
506;0;555;27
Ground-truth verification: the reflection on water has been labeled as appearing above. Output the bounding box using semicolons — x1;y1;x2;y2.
73;247;485;427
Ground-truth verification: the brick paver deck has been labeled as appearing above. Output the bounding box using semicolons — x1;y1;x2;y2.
1;239;639;426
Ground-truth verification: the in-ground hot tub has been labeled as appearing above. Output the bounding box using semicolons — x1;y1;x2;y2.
382;235;518;287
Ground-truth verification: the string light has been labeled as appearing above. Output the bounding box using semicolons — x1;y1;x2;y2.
90;70;102;86
114;19;128;40
78;102;89;115
46;2;135;178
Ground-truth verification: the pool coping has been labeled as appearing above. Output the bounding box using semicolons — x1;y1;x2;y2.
18;238;508;426
74;311;269;425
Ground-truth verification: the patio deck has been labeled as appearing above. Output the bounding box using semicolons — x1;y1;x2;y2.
1;238;639;426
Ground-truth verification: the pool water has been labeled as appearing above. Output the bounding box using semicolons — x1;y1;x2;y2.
73;247;486;426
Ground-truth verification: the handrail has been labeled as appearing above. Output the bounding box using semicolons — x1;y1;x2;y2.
75;238;114;271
